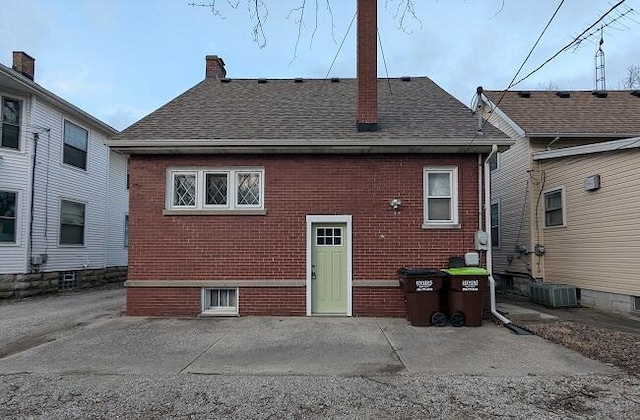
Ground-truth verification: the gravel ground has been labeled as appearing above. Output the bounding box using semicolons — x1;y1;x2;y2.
522;321;640;377
1;373;638;419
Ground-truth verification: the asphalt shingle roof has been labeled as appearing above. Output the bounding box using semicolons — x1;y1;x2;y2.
484;90;640;135
114;77;506;141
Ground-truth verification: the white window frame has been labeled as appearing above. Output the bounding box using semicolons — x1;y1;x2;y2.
201;287;239;316
124;213;129;248
61;118;90;172
543;186;567;228
423;166;459;228
166;167;265;212
0;189;19;246
0;94;25;152
58;198;87;247
489;152;500;173
490;198;501;249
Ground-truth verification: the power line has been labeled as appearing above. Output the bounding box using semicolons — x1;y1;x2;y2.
377;28;393;94
321;11;357;83
465;0;566;151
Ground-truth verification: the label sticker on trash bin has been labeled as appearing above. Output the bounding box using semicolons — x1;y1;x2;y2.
462;279;479;291
416;280;433;291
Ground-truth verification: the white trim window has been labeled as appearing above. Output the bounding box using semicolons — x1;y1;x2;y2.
1;96;22;150
167;168;264;211
490;199;501;248
423;166;459;227
59;199;86;246
203;288;238;316
124;214;129;248
0;190;17;243
543;187;566;228
488;153;499;172
63;120;89;170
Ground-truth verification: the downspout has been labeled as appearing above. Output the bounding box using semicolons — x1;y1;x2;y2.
484;145;512;326
478;154;483;230
28;132;39;272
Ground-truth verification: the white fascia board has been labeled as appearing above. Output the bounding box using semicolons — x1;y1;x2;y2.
0;63;118;136
533;137;640;160
479;93;526;139
526;132;640;138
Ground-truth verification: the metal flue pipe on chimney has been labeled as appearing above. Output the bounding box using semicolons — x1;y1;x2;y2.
356;0;378;132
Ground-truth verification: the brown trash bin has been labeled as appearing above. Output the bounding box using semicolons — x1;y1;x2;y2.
398;268;447;327
444;267;489;327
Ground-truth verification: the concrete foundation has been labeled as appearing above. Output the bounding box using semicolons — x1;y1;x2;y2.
579;288;638;314
0;267;127;300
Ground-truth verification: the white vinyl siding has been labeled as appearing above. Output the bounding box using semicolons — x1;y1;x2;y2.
106;151;130;267
423;166;458;228
489;137;533;277
538;148;640;297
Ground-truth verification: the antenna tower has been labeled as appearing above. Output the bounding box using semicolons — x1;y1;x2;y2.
595;27;606;90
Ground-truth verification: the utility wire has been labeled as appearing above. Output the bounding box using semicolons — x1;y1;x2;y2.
377;28;393;94
321;10;357;83
464;0;566;151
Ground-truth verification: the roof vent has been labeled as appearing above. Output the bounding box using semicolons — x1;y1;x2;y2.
257;78;267;84
331;77;340;83
631;90;640;98
294;78;304;83
517;91;531;98
556;91;570;98
592;90;608;98
401;76;411;82
220;78;231;83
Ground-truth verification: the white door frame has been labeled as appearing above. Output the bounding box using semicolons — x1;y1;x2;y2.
306;215;353;316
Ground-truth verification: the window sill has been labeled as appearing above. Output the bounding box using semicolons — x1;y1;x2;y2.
422;223;460;230
543;224;566;229
163;209;267;216
200;309;239;317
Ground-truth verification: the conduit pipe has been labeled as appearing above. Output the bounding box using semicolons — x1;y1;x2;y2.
484;144;512;326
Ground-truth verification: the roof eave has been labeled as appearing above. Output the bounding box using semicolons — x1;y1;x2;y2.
0;63;119;136
105;138;514;154
526;131;640;138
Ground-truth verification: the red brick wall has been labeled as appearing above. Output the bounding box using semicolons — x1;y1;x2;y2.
240;287;306;316
353;287;406;317
127;153;480;316
127;287;201;317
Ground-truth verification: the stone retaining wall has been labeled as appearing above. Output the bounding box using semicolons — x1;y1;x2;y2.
0;267;127;299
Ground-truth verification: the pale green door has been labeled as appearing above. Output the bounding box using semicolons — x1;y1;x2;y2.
311;223;348;314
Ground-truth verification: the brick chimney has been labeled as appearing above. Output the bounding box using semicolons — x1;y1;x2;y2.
206;55;226;79
356;0;378;132
12;51;35;81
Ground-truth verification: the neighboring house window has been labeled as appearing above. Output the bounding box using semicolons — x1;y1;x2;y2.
1;97;21;150
168;168;264;211
63;120;88;170
60;199;85;245
0;191;17;243
491;200;500;248
203;288;238;315
488;153;499;172
423;166;459;227
126;157;130;190
544;187;566;227
124;214;129;248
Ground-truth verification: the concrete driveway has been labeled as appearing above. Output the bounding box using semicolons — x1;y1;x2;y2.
0;314;613;377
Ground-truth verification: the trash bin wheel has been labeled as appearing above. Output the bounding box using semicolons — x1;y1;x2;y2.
431;312;447;327
450;312;465;327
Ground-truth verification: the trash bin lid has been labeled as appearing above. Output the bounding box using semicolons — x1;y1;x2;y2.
398;268;448;277
443;267;489;276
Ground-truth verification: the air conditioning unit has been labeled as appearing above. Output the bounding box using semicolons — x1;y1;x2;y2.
529;283;578;308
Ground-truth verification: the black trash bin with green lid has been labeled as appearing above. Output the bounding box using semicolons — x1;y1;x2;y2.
444;267;489;327
398;268;448;327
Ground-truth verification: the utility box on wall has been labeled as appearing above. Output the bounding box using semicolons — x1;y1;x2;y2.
585;174;601;191
474;231;489;251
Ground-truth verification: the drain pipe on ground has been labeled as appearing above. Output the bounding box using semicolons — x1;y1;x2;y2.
484;145;514;327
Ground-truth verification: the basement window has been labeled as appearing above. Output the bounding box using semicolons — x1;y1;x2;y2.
203;288;238;316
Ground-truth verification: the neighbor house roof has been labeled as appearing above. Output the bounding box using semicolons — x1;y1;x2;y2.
483;90;640;136
0;63;118;136
110;77;509;153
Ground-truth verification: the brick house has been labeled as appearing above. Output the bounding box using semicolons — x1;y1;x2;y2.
108;1;511;317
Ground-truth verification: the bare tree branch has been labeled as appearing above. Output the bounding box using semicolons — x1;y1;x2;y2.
622;65;640;89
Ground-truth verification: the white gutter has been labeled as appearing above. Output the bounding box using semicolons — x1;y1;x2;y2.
484;144;512;325
533;136;640;160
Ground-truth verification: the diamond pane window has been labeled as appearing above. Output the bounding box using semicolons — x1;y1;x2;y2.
236;172;261;206
173;174;196;207
206;173;228;206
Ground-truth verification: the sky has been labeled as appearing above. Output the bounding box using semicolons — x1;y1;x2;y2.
2;0;640;131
